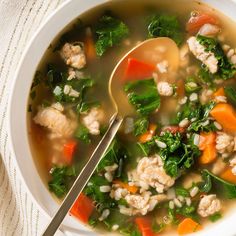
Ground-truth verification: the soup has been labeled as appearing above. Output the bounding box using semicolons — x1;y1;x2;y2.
28;0;236;235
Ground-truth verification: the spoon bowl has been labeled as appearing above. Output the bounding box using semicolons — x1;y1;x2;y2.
109;37;180;117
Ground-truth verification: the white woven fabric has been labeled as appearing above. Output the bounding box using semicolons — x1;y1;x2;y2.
0;1;66;235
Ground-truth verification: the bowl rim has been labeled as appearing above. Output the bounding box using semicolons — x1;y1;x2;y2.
7;0;236;235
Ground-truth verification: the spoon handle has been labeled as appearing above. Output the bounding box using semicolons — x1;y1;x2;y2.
42;114;123;236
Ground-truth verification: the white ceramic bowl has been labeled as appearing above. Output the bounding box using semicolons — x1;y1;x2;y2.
8;0;236;235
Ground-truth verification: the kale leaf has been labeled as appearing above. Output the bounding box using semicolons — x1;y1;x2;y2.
53;77;94;103
46;64;95;107
197;35;236;80
156;132;201;177
133;117;149;136
74;124;91;143
198;170;212;193
198;67;215;86
97;139;120;172
48;166;76;198
124;79;160;115
201;169;236;199
209;212;222;222
185;77;201;93
147;14;183;45
175;186;190;197
225;86;236;107
84;175;116;212
97;139;128;181
174;101;216;132
95;14;129;56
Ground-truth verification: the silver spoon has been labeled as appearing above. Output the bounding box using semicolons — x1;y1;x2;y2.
42;37;179;236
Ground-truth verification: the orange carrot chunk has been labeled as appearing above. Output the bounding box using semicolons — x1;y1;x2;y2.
85;35;96;60
125;58;156;81
63;140;77;164
186;13;218;33
210;103;236;132
177;218;202;235
113;180;138;194
139;124;157;143
135;217;157;236
70;193;94;223
198;132;216;151
220;167;236;184
198;132;216;164
213;87;225;97
199;144;217;164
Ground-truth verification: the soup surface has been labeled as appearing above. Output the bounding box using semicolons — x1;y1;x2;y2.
28;0;236;235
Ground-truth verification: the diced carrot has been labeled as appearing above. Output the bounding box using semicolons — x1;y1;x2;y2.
220;167;236;184
84;28;97;60
63;140;77;164
124;58;156;80
113;180;138;194
186;13;218;33
139;133;153;143
139;123;157;143
210;103;236;132
198;132;216;164
148;124;157;135
199;144;217;164
198;132;216;150
70;193;94;223
214;87;225;97
162;126;185;134
177;218;202;235
135;217;157;236
176;79;185;98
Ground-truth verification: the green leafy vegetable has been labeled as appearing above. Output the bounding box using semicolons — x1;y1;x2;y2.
97;140;120;172
79;101;100;113
46;64;66;89
157;132;201;177
46;65;95;108
84;175;116;212
124;79;160;115
97;140;128;181
103;209;131;231
74;124;91;143
188;102;216;132
209;212;222;222
199;170;212;193
53;77;94;104
201;169;236;199
48;166;76;198
185;77;201;93
198;68;215;86
147;14;183;45
174;101;216;132
152;221;166;233
175;187;190;197
225;86;236;107
136;142;152;156
95;14;129;56
176;205;198;221
168;203;198;223
197;35;236;80
133;117;149;136
88;216;98;227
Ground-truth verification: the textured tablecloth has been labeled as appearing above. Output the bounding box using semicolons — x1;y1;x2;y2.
0;1;66;235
